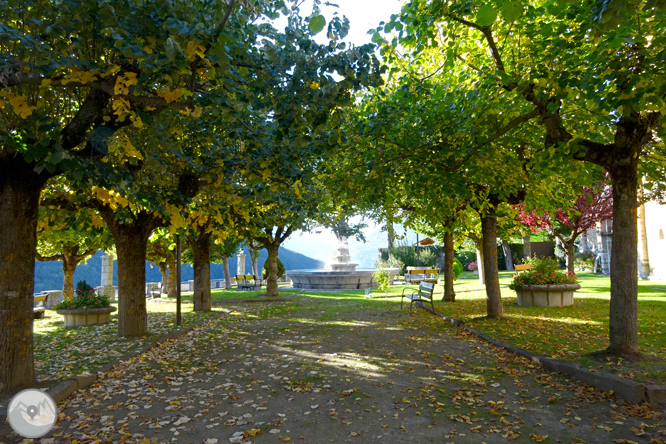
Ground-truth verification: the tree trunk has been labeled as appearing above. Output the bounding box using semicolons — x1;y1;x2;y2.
192;231;212;312
475;247;485;285
104;218;154;338
166;258;178;299
251;249;260;290
564;239;576;273
502;240;514;271
607;162;639;356
442;231;455;302
481;208;502;318
638;201;650;279
222;257;232;289
387;222;395;250
265;245;280;297
61;250;77;300
157;261;167;295
0;162;47;393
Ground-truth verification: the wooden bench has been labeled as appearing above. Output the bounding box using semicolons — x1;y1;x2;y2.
235;274;262;291
515;264;532;274
34;293;48;319
405;269;439;284
401;281;435;314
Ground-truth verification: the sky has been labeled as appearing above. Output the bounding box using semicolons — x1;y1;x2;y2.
281;0;407;266
299;0;404;46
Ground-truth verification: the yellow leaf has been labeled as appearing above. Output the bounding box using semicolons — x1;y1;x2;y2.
261;169;272;180
156;88;183;104
167;205;187;234
293;179;302;198
8;94;37;118
114;72;138;95
112;97;131;118
185;40;207;61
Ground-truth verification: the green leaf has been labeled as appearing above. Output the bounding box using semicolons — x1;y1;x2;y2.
309;15;326;35
371;32;384;44
477;4;498;27
500;0;523;22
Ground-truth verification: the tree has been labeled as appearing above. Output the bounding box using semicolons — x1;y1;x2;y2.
37;183;113;299
0;0;265;392
147;230;178;298
517;182;614;272
389;0;666;355
325;53;560;318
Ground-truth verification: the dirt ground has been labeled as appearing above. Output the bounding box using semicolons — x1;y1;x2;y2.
2;294;665;443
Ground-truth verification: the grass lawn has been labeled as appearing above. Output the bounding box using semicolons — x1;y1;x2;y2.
169;285;297;303
382;270;666;384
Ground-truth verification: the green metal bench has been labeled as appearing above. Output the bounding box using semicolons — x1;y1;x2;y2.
401;281;435;314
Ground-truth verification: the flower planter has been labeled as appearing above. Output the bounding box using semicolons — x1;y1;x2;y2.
57;307;117;328
515;284;581;307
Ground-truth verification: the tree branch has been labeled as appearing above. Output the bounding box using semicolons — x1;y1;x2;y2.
35;252;64;262
477;109;540;150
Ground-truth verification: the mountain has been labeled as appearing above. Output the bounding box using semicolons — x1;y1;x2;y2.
34;247;324;292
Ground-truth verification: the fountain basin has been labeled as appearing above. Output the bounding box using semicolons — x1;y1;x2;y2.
287;268;400;290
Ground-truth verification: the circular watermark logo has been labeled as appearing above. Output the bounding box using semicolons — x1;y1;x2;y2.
7;389;58;438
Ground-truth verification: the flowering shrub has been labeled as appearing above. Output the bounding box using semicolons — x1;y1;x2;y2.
55;280;111;310
468;261;478;271
509;257;578;290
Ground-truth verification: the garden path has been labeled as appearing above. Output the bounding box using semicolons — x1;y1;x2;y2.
2;295;664;443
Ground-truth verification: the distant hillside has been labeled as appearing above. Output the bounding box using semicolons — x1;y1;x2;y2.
34;247;324;292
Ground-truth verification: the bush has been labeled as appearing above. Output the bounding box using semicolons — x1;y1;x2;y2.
575;251;596;270
454;249;477;270
372;262;392;292
377;255;403;271
452;257;463;280
389;242;440;274
509;257;578;290
56;280;111;310
262;257;285;280
419;249;437;268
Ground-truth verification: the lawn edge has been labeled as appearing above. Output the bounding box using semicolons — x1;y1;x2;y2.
432;310;666;405
211;289;305;304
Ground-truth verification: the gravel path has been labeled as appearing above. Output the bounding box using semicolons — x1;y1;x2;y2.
2;295;664;443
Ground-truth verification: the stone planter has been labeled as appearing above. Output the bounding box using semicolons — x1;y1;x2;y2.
57;307;117;328
515;284;581;307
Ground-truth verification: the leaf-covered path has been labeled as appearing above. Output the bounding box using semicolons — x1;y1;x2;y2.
5;295;665;443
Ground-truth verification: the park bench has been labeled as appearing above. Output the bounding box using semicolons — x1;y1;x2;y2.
235;274;262;290
401;281;435;314
404;268;439;284
145;282;161;298
515;264;533;274
33;293;48;319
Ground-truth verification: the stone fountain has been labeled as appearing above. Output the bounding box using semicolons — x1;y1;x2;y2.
287;237;399;290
